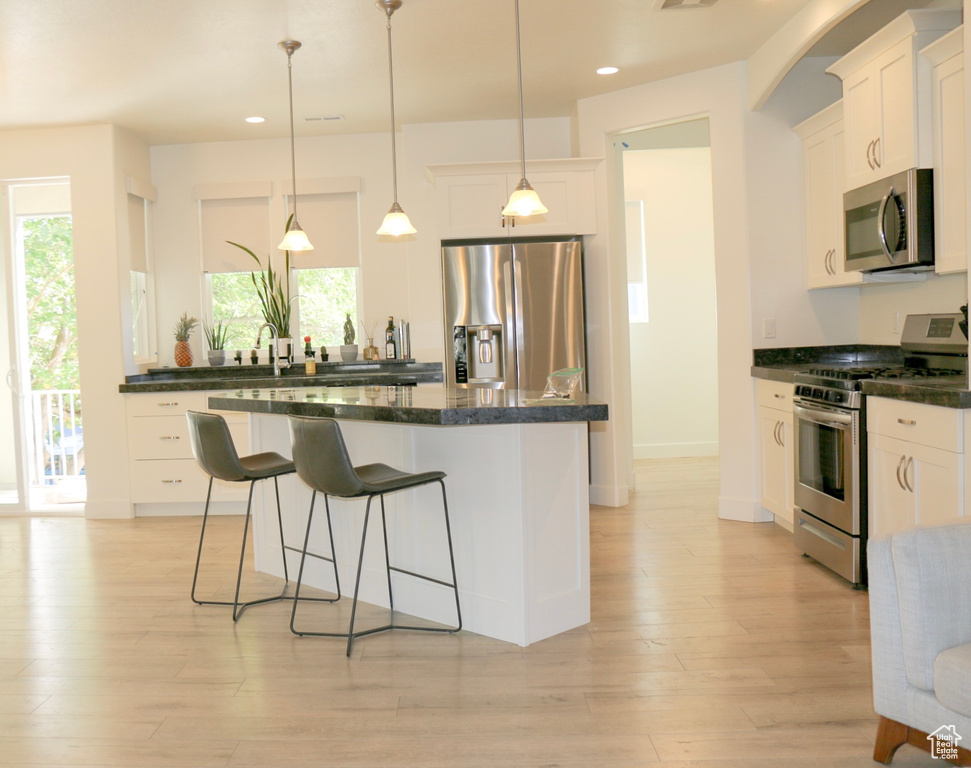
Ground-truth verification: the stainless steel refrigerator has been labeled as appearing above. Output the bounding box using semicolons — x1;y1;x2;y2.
442;236;586;391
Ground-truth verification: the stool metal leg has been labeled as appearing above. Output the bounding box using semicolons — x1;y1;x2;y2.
273;476;289;584
379;494;394;611
289;491;343;637
191;476;292;621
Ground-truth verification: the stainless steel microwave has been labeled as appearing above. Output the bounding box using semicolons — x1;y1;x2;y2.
843;169;934;273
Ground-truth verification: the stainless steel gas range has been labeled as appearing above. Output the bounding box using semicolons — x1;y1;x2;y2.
791;313;968;588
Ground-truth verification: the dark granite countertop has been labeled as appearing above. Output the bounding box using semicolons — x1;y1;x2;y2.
751;344;971;409
207;384;609;426
120;360;443;393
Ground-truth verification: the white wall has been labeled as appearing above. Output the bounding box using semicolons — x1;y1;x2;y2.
625;148;719;459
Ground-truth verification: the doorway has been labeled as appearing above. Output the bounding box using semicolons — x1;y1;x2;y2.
618;119;719;460
0;180;85;514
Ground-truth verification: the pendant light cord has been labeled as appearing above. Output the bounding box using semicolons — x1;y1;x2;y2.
286;46;299;224
514;0;526;182
386;14;400;205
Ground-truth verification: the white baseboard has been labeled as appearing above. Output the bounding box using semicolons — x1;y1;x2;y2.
134;501;242;517
633;441;719;460
589;483;629;508
84;500;135;519
718;495;774;523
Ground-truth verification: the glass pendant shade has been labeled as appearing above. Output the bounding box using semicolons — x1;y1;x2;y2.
502;180;548;217
377;203;417;236
278;219;314;251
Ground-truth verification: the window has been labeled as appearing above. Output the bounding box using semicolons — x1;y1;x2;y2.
626;200;649;323
208;267;359;353
130;271;151;359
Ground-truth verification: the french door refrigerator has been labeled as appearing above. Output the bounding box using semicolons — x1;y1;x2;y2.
442;236;586;391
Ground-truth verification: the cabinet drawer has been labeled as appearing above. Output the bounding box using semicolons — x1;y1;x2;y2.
130;459;251;504
128;415;249;460
867;396;963;452
757;379;794;411
127;392;208;417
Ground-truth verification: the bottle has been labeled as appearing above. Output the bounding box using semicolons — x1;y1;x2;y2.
385;316;397;359
304;336;316;374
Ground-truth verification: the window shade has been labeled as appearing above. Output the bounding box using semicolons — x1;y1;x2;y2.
128;194;148;273
291;191;360;269
200;197;274;274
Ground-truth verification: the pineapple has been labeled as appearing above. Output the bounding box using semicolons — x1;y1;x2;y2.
173;312;198;367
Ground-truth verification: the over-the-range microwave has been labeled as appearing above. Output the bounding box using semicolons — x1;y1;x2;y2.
843;168;934;273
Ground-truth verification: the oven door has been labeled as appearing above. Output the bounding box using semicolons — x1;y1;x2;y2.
792;400;860;535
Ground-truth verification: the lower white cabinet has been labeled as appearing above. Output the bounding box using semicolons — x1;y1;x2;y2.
867;397;965;538
757;380;795;527
126;392;250;507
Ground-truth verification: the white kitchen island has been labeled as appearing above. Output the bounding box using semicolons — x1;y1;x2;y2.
208;384;608;647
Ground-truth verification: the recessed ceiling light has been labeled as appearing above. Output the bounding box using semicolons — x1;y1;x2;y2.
245;116;265;124
597;66;619;75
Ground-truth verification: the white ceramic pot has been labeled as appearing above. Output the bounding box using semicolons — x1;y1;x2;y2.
340;344;359;361
207;350;227;366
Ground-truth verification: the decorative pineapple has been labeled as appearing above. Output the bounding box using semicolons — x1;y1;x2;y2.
173;312;198;368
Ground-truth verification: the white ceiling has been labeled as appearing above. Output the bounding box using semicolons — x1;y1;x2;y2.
0;0;958;146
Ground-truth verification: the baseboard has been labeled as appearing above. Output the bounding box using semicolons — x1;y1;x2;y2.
134;501;242;517
83;500;135;519
590;483;629;508
632;442;718;459
719;495;774;523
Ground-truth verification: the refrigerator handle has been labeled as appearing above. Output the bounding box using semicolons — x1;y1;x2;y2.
503;258;519;388
512;258;526;385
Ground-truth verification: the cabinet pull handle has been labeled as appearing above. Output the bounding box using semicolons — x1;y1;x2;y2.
866;140;875;170
773;393;785;399
896;418;916;426
159;435;180;441
773;421;780;446
161;479;183;485
777;421;785;447
895;455;906;490
156;402;179;407
903;456;914;493
873;137;881;168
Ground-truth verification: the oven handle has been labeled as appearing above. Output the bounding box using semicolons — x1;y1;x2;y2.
793;402;853;430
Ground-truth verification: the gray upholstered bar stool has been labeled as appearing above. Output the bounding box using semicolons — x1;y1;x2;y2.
288;415;462;656
186;410;337;621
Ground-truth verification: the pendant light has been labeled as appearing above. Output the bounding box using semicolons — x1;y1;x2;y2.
502;0;547;218
278;39;313;252
376;0;417;236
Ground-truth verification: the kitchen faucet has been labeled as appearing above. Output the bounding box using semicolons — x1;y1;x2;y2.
255;322;281;376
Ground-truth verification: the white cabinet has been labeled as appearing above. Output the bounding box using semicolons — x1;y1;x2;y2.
867;396;965;538
757;380;795;527
426;159;599;239
827;10;960;191
922;27;966;275
794;102;862;289
126;392;250;507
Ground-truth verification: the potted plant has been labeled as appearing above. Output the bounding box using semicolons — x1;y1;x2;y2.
340;313;358;361
173;312;198;367
227;216;294;359
203;320;230;366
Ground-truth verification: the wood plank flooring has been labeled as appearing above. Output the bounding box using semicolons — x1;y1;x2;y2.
0;458;944;766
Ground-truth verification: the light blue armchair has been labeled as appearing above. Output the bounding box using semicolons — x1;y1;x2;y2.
868;523;971;765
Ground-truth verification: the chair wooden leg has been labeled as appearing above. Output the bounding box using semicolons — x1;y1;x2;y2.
874;716;971;766
874;716;909;764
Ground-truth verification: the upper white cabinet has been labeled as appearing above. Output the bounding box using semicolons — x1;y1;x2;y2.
922;27;966;275
793;102;862;289
426;158;600;240
827;10;961;192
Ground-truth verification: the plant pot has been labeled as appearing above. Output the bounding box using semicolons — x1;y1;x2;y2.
174;340;193;367
340;344;359;361
207;350;227;366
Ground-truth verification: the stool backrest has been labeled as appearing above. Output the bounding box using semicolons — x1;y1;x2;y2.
288;416;365;498
186;410;248;482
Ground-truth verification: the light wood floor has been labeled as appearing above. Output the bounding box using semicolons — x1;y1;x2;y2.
0;458;943;767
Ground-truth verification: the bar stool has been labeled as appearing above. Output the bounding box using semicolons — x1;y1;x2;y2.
186;410;338;621
287;415;462;656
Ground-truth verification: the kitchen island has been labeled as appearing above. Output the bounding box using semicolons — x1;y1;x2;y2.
208;385;608;646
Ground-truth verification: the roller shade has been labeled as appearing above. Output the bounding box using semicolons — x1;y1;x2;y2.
200;197;274;273
290;191;360;269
